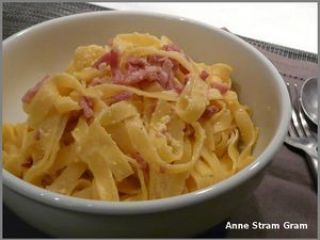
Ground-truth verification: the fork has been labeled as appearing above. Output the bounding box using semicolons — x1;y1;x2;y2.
284;82;318;188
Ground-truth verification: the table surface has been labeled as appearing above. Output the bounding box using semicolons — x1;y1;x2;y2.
91;2;318;53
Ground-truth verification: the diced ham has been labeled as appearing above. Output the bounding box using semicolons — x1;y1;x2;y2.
182;75;190;85
62;110;82;146
63;133;74;146
179;64;189;75
171;59;179;72
200;70;209;80
41;174;53;186
112;91;133;103
162;43;192;71
120;68;148;84
118;65;168;87
173;84;184;94
159;166;166;174
162;59;184;92
150;102;157;114
132;152;149;171
162;43;181;52
22;75;50;104
112;69;125;83
210;81;230;94
79;96;94;119
122;56;183;92
127;57;148;72
34;128;45;140
81;169;94;180
147;55;179;71
147;55;167;65
97;62;108;71
35;130;40;140
184;125;195;141
92;48;125;86
93;49;119;70
89;77;108;87
201;104;220;119
65;110;82;132
147;55;180;71
162;59;174;80
22;158;33;168
97;53;185;93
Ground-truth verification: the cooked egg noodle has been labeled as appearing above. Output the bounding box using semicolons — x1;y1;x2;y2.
2;32;258;201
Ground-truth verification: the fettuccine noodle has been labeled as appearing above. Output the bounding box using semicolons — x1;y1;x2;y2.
3;33;258;201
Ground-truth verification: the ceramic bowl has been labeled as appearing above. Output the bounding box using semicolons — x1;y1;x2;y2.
3;11;291;238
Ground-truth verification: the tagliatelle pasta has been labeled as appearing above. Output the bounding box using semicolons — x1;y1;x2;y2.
3;33;258;201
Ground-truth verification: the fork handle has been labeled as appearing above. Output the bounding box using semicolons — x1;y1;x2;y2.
306;154;318;190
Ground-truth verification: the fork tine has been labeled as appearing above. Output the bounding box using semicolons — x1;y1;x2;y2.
291;105;305;137
292;83;312;137
286;82;292;103
286;82;296;138
286;82;304;137
285;83;318;189
288;121;297;138
299;110;311;137
293;83;311;137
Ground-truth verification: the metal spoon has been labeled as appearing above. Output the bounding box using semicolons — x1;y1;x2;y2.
300;77;318;126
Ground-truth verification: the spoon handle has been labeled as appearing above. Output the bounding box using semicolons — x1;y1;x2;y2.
306;153;318;191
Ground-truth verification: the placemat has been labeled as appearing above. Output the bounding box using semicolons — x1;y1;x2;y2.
2;2;318;239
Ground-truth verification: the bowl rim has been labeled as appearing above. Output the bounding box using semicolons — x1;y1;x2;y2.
2;10;291;215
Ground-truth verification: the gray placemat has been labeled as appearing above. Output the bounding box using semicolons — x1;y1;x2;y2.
240;35;318;63
2;2;318;239
3;2;109;39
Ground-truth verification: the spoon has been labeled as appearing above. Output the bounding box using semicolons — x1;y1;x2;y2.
301;77;318;126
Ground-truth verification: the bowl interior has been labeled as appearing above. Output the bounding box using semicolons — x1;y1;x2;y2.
3;11;283;160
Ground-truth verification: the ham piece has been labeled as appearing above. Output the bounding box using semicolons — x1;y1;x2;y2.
22;75;50;104
199;69;230;94
112;91;133;103
123;55;184;92
132;152;149;171
89;77;108;87
79;96;94;119
93;49;119;71
22;158;33;168
162;43;181;52
200;70;209;80
202;104;220;119
62;110;82;146
210;81;230;94
93;49;187;93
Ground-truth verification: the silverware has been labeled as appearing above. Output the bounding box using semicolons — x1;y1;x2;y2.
301;77;318;126
285;82;318;188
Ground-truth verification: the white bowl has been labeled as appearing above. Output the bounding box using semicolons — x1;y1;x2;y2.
3;11;291;238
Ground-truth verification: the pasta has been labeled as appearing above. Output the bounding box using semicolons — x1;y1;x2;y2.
3;33;258;201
